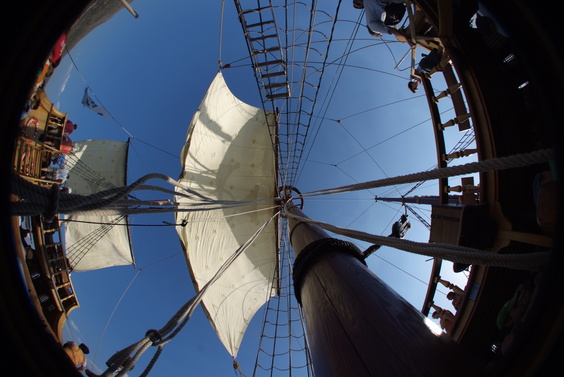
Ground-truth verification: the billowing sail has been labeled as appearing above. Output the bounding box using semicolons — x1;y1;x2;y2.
175;72;278;357
64;139;134;271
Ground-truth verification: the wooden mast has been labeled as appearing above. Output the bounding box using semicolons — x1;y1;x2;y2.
286;200;485;376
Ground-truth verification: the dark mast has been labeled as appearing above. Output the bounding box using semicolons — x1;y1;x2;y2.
286;200;485;376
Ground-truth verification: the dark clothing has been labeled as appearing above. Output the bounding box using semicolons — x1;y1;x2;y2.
416;49;440;75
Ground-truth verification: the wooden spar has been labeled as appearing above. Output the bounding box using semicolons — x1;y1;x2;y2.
375;195;459;205
119;0;139;18
286;201;485;376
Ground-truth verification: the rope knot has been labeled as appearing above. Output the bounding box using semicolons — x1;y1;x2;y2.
145;329;163;344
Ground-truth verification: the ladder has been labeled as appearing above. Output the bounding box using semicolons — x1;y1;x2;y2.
235;4;290;101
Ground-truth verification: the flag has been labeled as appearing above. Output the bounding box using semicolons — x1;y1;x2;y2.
81;88;111;118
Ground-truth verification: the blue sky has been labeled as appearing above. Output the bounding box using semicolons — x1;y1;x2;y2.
43;1;476;375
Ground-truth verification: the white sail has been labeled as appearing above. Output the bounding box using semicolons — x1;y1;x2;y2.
175;72;278;357
64;139;134;271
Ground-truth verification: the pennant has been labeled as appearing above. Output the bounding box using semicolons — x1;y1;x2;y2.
81;88;111;118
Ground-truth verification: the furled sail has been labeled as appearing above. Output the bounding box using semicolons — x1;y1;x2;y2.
175;72;278;357
64;139;134;271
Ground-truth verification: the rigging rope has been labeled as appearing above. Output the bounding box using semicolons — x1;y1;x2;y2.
92;269;141;367
99;213;279;377
273;148;555;274
65;214;127;268
219;0;225;67
10;171;244;216
334;105;454;167
252;219;313;377
296;10;364;184
301;148;554;198
11;148;552;228
64;48;179;160
284;202;550;271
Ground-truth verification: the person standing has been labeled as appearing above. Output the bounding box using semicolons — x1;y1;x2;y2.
432;309;455;333
447;291;464;310
62;342;90;371
64;120;77;136
60;135;73;155
354;0;408;39
408;48;442;93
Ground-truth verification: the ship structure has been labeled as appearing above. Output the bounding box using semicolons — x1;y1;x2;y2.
2;0;562;376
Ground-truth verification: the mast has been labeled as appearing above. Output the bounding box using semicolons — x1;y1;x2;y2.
285;200;485;376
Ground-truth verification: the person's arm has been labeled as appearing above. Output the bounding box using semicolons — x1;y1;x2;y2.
387;27;415;46
367;20;387;37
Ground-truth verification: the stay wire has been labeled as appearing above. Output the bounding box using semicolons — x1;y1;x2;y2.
219;0;225;67
92;269;142;367
64;48;179;160
335;119;403;197
64;48;133;139
296;4;360;184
